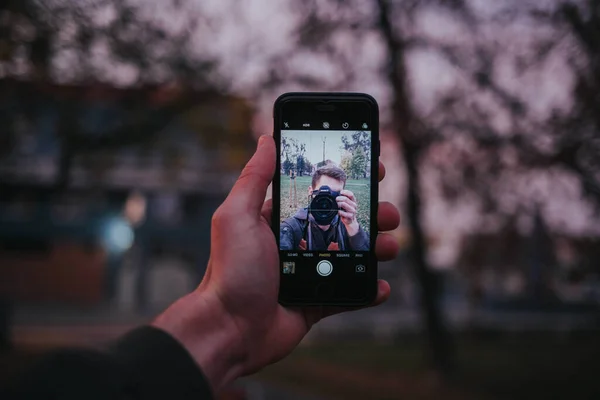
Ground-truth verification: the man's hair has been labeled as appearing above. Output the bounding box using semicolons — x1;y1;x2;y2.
311;164;347;188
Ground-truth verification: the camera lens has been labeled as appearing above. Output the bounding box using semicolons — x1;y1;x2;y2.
316;197;333;211
309;187;338;225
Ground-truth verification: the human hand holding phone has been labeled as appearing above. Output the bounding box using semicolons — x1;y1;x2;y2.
152;135;400;393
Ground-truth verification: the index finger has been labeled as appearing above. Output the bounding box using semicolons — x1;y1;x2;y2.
340;189;356;202
379;161;385;182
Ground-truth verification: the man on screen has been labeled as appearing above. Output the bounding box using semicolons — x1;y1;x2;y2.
280;164;369;251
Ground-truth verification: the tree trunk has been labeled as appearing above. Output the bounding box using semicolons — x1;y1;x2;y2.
56;140;73;190
55;102;79;190
0;297;11;353
377;0;454;376
403;142;454;375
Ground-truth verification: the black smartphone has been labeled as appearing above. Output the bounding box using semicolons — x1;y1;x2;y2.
273;92;379;306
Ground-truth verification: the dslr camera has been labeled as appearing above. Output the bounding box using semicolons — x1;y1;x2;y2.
309;185;340;225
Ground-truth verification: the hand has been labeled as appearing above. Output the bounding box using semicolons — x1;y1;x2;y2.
336;189;360;236
152;135;400;392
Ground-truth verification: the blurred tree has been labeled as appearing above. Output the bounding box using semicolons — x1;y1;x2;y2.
304;158;313;175
555;1;600;203
281;137;297;173
0;0;223;188
263;0;599;377
421;1;600;210
415;1;600;310
375;0;597;371
376;0;454;375
281;137;290;164
349;146;367;179
341;131;371;177
296;142;306;175
280;137;311;176
377;0;598;374
340;150;352;176
296;155;305;177
282;159;294;176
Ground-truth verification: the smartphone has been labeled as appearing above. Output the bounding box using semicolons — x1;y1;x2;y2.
273;92;379;306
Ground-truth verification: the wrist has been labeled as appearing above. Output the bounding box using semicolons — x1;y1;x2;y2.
346;220;360;236
151;290;245;392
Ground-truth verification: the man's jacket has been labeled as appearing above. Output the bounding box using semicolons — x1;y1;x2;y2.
280;208;369;251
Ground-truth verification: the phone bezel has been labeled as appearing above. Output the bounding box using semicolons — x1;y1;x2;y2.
273;92;380;306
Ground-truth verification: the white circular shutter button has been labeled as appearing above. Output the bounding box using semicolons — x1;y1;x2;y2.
316;260;333;276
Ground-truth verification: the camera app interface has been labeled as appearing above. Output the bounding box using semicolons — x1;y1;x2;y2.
279;124;372;280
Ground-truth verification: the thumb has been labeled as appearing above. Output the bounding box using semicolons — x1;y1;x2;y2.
225;135;275;216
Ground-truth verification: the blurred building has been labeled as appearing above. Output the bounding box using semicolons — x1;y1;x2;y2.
0;78;255;308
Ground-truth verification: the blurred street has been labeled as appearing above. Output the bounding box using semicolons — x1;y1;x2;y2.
3;257;598;399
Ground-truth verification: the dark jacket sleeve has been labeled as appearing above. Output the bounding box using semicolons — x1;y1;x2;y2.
6;326;213;400
347;226;369;251
280;220;300;250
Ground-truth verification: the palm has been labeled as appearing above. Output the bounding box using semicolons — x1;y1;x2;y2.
204;206;310;371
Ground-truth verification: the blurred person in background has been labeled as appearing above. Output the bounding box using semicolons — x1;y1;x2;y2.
5;136;400;400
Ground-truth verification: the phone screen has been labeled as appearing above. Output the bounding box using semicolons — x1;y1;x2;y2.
273;93;379;305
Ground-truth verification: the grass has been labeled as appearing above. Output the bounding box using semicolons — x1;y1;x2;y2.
255;334;600;400
280;175;371;233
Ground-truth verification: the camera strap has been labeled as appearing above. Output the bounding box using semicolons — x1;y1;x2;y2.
301;217;312;251
335;220;345;251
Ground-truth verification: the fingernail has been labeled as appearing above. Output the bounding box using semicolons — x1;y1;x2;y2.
258;135;266;147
